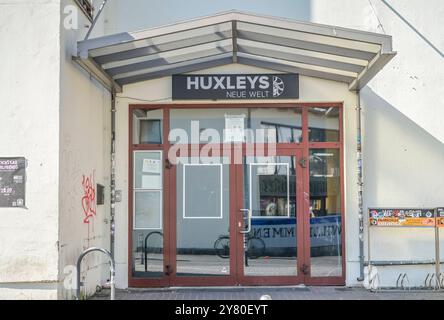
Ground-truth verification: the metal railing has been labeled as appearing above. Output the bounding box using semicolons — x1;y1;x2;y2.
76;247;115;300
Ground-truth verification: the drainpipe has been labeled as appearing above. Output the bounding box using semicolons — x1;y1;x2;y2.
356;90;365;282
110;91;116;259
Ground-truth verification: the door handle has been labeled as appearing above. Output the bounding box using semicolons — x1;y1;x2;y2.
239;209;252;234
301;264;309;275
165;158;173;169
165;265;173;276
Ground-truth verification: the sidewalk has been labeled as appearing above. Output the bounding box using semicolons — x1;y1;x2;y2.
91;286;444;300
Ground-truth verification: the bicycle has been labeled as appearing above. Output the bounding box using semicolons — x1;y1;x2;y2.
214;234;266;260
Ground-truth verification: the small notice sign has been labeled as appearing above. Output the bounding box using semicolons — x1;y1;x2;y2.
142;159;161;174
0;157;26;208
224;114;245;142
369;208;436;227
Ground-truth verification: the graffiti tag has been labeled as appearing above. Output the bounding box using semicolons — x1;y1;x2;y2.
81;172;96;224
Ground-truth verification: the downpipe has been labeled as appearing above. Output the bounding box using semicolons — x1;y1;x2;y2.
356;90;365;282
110;92;116;259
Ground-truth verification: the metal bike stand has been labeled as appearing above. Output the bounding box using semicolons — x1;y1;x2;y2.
368;208;443;291
76;247;116;300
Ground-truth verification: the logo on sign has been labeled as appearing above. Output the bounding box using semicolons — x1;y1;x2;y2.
272;76;285;97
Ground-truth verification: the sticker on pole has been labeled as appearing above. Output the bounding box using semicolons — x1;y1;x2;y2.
369;208;436;227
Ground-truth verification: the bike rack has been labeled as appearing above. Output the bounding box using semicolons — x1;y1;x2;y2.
401;274;410;290
144;231;163;272
367;266;380;292
396;273;403;289
76;247;115;300
439;273;444;288
423;273;441;290
368;208;444;291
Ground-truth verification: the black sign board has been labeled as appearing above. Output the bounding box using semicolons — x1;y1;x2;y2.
0;157;26;208
172;74;299;100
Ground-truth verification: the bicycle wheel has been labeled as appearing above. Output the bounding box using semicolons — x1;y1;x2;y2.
247;237;266;259
214;236;230;259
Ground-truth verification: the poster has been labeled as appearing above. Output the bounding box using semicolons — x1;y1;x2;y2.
368;208;436;227
0;157;26;208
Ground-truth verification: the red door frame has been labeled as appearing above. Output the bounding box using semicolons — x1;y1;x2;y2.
128;103;345;287
234;147;305;286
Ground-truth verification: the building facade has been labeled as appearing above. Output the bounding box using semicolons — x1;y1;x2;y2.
0;0;443;300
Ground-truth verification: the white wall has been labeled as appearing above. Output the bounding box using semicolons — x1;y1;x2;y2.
0;0;61;300
0;0;112;300
66;0;444;289
311;0;444;287
101;0;311;36
114;64;358;288
311;0;444;142
2;0;442;296
58;0;111;300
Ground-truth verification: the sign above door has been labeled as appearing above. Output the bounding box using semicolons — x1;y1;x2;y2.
172;74;299;100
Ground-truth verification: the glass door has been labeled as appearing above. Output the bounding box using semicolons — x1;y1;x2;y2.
129;104;345;287
235;149;305;285
169;153;237;286
305;148;344;284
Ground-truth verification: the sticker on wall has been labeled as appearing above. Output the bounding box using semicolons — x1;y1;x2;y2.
437;208;444;228
0;157;26;208
369;208;436;227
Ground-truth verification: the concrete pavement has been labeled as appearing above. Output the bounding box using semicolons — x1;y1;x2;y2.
91;286;444;300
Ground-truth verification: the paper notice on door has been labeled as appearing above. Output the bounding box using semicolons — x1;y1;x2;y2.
142;159;161;174
224;114;245;143
141;175;162;189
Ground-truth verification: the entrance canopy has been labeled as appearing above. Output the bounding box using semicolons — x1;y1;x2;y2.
75;11;396;93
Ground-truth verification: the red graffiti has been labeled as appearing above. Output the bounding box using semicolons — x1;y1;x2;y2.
81;172;96;224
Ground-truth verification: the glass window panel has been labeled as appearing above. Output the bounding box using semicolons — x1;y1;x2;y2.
134;191;162;229
308;107;340;142
134;151;162;190
243;156;298;277
248;161;292;218
132;229;164;278
250;108;302;143
184;164;222;219
169;107;302;144
176;157;230;277
309;149;342;277
132;108;163;144
132;150;164;279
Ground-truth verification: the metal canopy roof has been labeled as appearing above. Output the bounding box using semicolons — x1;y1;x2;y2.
75;10;396;93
